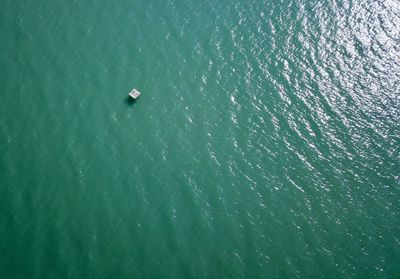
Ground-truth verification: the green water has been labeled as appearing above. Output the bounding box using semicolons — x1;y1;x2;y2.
1;0;399;278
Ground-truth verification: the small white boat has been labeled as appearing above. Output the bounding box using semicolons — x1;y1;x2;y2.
129;88;141;99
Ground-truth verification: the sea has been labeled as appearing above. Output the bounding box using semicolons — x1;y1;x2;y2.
0;0;399;278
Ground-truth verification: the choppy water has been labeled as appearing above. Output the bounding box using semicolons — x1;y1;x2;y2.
1;0;399;278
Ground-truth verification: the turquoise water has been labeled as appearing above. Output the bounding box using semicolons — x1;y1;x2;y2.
1;0;399;278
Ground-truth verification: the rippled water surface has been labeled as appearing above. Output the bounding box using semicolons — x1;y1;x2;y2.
1;0;399;278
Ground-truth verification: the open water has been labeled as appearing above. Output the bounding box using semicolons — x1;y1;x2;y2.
1;0;399;278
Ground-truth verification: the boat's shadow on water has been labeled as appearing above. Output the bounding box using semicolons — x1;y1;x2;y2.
124;96;137;106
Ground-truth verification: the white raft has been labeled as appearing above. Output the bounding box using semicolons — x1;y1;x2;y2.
129;89;141;99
